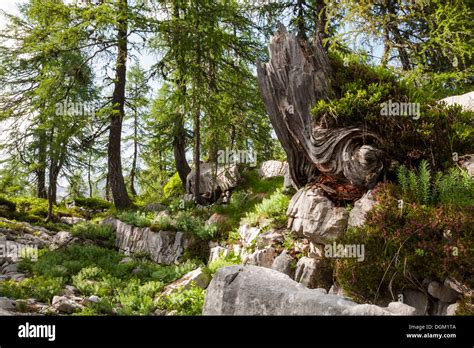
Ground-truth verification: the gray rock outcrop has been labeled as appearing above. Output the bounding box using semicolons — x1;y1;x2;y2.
185;163;240;203
348;190;376;228
259;160;287;179
203;265;408;316
105;218;192;265
287;187;348;243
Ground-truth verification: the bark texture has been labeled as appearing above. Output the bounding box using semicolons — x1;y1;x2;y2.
257;24;384;196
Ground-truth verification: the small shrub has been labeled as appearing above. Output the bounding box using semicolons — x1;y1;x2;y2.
72;197;112;211
194;223;219;240
71;222;115;247
0;196;16;211
116;211;152;228
0;276;64;303
207;252;241;274
397;161;473;207
26;245;130;282
241;170;284;194
71;266;164;315
335;183;473;305
243;189;289;227
155;284;205;316
147;260;201;284
436;168;474;207
115;279;163;315
12;197;49;218
150;214;176;231
163;172;185;199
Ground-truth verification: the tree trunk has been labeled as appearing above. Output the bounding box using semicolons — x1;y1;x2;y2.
314;0;328;47
193;107;202;203
171;1;191;189
387;2;410;70
257;25;384;199
45;153;65;223
192;2;204;205
105;171;111;201
36;168;47;199
88;150;93;198
46;172;57;223
381;25;391;68
173;124;190;188
107;0;131;209
130;108;138;196
36;132;47;199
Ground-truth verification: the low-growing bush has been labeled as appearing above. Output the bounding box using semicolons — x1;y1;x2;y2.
313;52;474;170
152;211;219;241
155;284;205;316
163;172;185;200
22;245;130;281
0;276;64;303
70;222;115;248
207;252;241;274
72;197;112;211
115;279;163;315
72;267;163;315
151;214;175;231
241;170;284;194
0;196;16;212
397;161;474;207
116;211;152;228
335;183;473;305
243;189;289;227
16;244;202;313
145;260;200;284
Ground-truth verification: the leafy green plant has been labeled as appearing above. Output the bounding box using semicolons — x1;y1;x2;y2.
397;161;473;207
241;170;284;194
163;172;184;199
435;168;474;207
72;197;112;211
155;284;205;316
116;211;152;228
0;276;64;303
115;279;163;315
312;52;474;171
151;214;175;231
147;260;201;283
194;223;219;240
282;233;296;250
243;189;289;227
335;183;473;305
207;252;241;274
0;196;16;211
22;245;130;281
71;222;115;247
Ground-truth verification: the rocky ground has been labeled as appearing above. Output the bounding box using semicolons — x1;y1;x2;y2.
0;158;473;316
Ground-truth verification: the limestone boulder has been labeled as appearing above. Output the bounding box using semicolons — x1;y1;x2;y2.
287;187;348;244
348;190;376;228
203;265;402;316
259;160;287;179
161;268;211;296
186;163;240;203
104;218;193;265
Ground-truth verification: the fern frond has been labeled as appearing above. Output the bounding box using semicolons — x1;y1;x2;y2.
418;160;431;205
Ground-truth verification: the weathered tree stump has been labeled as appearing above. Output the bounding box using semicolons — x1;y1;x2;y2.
257;24;384;199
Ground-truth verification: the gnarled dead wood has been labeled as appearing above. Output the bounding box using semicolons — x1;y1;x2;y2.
257;24;384;194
